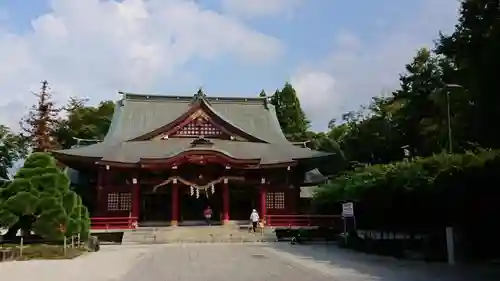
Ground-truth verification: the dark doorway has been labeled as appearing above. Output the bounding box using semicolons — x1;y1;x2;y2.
140;193;171;222
180;186;222;221
229;185;258;220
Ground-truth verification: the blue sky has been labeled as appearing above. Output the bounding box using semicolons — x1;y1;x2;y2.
0;0;460;131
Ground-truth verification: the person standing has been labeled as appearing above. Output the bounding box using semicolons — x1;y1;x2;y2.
249;209;259;233
204;206;213;225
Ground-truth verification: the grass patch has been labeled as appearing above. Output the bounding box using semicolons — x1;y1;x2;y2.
1;244;89;261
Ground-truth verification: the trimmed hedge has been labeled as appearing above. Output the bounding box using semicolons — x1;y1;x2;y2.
314;150;500;260
315;150;500;229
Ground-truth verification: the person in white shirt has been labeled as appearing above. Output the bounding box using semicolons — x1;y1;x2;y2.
249;209;260;233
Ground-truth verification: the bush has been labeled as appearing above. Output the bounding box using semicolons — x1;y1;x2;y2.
315;150;500;260
315;150;500;229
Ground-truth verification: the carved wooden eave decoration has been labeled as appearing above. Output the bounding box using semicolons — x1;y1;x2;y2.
190;136;213;147
138;149;261;168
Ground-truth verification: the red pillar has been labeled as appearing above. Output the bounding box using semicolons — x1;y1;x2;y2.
131;173;140;224
259;185;267;222
171;182;179;226
222;182;230;224
96;167;104;216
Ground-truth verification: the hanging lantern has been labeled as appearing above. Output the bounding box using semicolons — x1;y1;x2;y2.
196;188;200;199
190;186;194;196
211;184;215;194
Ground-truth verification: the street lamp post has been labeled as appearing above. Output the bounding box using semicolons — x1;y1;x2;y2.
442;84;463;154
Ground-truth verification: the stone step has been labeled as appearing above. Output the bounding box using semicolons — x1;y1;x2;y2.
122;225;276;244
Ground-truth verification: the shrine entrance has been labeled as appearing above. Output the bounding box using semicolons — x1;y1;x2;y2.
180;184;222;222
229;184;258;220
140;190;172;223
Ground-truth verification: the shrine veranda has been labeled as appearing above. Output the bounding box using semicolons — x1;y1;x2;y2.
52;91;335;227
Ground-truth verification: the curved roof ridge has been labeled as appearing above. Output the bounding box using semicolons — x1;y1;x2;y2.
120;91;268;104
103;100;125;142
265;103;289;143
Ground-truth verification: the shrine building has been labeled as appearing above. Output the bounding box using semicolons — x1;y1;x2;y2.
52;90;336;228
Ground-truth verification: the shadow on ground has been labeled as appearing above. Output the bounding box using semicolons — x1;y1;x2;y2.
261;243;500;281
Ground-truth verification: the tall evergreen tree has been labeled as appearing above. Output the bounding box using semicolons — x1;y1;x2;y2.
20;81;60;152
259;89;267;97
270;83;310;140
389;48;452;156
436;0;500;148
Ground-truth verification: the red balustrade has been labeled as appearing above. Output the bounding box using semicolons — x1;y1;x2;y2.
265;214;340;227
91;216;138;230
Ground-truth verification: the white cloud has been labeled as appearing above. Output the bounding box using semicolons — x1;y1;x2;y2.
291;0;460;131
220;0;302;18
0;0;283;130
291;71;337;121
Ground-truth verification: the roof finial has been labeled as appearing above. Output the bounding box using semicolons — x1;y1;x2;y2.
195;86;206;97
192;86;207;104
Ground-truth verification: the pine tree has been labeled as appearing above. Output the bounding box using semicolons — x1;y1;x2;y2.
0;153;90;240
270;83;310;140
259;89;267;97
20;81;60;152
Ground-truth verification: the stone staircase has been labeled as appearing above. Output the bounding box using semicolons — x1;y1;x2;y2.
122;225;276;244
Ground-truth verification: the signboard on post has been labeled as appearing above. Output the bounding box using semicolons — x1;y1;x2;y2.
341;202;356;244
342;202;354;217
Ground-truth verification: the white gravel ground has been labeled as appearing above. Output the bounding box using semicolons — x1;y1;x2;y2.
1;243;498;281
0;245;151;281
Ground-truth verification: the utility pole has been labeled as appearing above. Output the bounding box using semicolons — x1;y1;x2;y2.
443;84;463;154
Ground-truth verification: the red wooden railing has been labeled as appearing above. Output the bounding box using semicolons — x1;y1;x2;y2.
91;216;138;230
265;214;340;227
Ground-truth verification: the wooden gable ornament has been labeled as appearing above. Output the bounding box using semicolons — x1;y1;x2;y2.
190;136;214;147
173;109;224;137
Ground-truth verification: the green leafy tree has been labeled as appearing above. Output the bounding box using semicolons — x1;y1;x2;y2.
389;48;453;156
270;83;310;140
329;49;460;167
0;125;27;179
326;97;402;166
54;97;114;149
0;153;90;240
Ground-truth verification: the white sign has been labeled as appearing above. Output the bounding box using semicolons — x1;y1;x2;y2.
342;202;354;217
16;229;23;237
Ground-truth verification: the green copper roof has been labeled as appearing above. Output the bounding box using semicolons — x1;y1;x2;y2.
53;92;339;172
104;93;289;144
55;138;332;165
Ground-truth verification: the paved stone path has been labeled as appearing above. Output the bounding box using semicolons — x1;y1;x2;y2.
1;243;499;281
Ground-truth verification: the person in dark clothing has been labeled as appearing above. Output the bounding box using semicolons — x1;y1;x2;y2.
204;206;212;225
